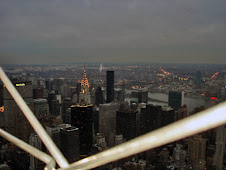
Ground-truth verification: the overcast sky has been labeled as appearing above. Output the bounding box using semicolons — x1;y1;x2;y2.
1;0;226;64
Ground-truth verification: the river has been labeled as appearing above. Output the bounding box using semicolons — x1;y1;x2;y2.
125;92;216;114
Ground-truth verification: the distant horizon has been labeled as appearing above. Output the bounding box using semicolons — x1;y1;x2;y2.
1;61;226;66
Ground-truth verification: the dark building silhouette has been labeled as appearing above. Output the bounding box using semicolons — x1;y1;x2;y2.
106;71;114;103
116;108;138;140
0;84;3;107
130;89;148;105
46;124;80;163
71;104;93;155
95;86;104;106
93;109;99;134
140;105;174;135
12;150;30;170
168;91;184;110
33;88;44;99
115;89;125;103
62;98;73;123
47;93;61;116
50;100;61;116
45;80;52;91
60;125;79;163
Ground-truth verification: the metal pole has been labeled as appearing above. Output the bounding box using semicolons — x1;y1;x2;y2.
0;129;55;170
0;67;69;168
62;101;226;169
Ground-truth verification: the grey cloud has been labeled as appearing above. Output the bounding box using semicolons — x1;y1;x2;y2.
0;0;226;64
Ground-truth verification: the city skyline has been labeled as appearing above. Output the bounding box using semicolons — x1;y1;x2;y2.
1;0;226;65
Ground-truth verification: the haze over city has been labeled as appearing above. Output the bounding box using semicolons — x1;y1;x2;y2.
0;1;226;170
1;0;226;64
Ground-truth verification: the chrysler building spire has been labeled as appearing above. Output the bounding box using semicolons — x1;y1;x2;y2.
79;66;91;104
81;68;89;93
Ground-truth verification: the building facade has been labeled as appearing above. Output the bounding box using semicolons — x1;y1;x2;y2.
95;86;104;106
106;71;114;103
116;108;138;141
188;135;206;170
33;99;49;118
168;91;184;110
3;81;33;142
99;102;120;139
29;133;43;170
71;104;93;155
60;124;79;163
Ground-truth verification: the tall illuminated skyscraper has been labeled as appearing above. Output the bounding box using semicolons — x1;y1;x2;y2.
106;71;114;103
79;68;91;104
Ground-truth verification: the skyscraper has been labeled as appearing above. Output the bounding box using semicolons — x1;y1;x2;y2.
46;124;79;163
71;104;93;155
115;89;125;103
95;86;104;106
188;135;206;169
168;91;184;110
33;88;44;99
46;126;61;149
106;71;114;103
214;125;226;170
47;92;61;116
116;108;138;140
131;89;148;105
140;105;174;135
29;133;43;170
62;98;73;123
60;124;79;163
33;99;49;118
3;81;33;142
99;102;120;139
79;68;91;104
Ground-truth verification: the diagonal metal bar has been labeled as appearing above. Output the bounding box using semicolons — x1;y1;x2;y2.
60;101;226;170
0;67;69;168
0;128;55;170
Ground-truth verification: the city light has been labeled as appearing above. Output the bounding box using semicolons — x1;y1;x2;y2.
0;106;4;112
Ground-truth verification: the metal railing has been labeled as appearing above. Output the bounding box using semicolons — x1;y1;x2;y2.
0;67;226;170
